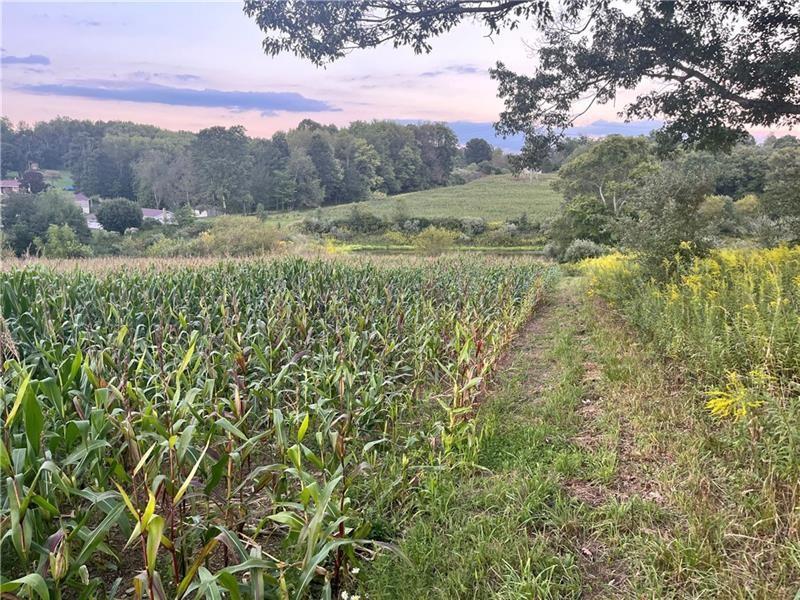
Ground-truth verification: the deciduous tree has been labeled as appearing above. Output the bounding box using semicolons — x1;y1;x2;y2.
96;198;144;233
555;136;655;216
1;190;90;255
190;126;253;213
245;1;800;152
464;138;493;165
763;147;800;223
20;169;47;193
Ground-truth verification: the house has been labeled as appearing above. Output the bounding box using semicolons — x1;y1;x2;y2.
142;208;174;224
0;179;20;195
86;214;103;230
72;192;103;229
73;193;91;214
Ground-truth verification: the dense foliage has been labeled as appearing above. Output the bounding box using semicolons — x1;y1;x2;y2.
548;135;800;263
302;206;544;249
0;117;462;212
244;1;800;155
583;247;799;478
95;198;144;234
36;224;93;259
463;138;493;165
1;190;90;256
0;257;556;599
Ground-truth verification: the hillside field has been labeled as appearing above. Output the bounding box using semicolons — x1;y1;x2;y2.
273;173;562;226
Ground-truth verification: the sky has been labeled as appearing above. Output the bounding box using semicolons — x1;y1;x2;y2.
0;1;794;150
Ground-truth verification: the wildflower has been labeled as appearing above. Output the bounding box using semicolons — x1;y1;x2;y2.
666;285;680;303
705;371;763;419
341;592;350;600
682;274;703;295
350;567;360;575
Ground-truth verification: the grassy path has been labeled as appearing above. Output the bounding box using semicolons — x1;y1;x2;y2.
361;277;799;598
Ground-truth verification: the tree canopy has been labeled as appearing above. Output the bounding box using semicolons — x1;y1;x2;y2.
1;190;90;256
95;198;143;233
763;147;800;223
554;136;655;215
1;117;464;213
464;138;493;164
244;1;800;154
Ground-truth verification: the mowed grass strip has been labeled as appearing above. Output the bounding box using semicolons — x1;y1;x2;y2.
271;174;562;226
361;284;591;599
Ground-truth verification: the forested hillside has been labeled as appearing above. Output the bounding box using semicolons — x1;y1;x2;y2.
0;117;464;212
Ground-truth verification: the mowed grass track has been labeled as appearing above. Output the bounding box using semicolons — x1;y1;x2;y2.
273;174;562;225
363;273;800;598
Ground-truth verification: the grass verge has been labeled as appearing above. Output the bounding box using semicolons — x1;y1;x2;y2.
359;277;800;598
360;281;590;599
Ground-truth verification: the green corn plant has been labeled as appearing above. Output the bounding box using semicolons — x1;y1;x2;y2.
1;257;556;597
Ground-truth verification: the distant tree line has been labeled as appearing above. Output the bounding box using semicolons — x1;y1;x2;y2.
0;117;462;213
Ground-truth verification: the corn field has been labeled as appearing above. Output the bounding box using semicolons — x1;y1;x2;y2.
0;257;556;599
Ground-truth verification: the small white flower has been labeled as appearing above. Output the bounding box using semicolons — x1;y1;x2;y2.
350;567;360;575
341;592;350;600
352;596;361;600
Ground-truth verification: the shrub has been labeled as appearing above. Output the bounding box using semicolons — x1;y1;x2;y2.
96;198;143;233
543;242;561;260
141;217;284;257
146;236;190;258
477;160;500;175
698;194;730;220
329;226;353;241
382;230;408;245
450;164;484;184
413;226;457;255
699;194;737;235
401;219;422;235
346;205;386;234
509;212;539;233
563;238;606;262
198;216;283;255
90;230;123;256
750;215;794;248
36;224;93;258
302;216;332;234
621;156;716;278
547;195;616;253
484;223;519;247
177;219;213;238
733;193;760;218
116;234;148;257
460;217;487;236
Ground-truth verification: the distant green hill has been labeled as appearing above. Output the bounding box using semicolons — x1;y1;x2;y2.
273;174;562;226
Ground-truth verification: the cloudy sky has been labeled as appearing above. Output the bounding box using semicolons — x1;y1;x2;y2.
0;2;792;148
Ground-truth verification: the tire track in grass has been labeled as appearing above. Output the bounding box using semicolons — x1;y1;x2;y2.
362;279;593;599
364;274;794;599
